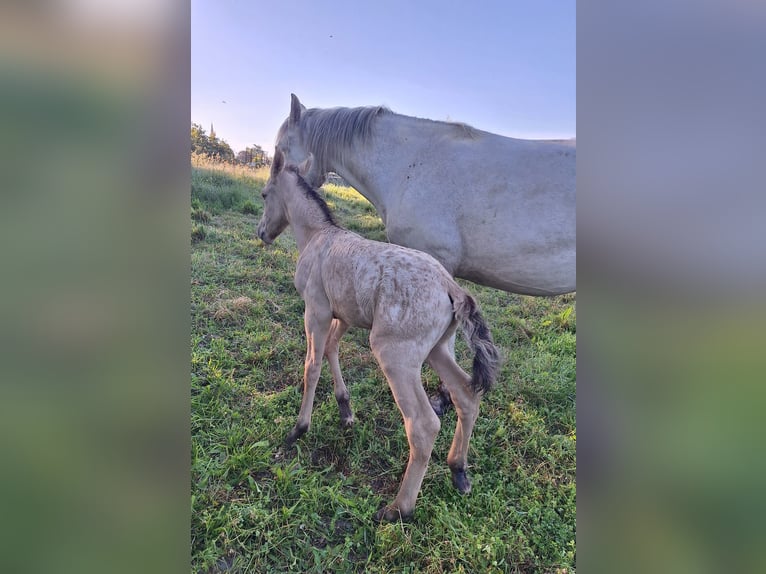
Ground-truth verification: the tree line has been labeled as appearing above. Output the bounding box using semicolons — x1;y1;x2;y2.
191;122;270;167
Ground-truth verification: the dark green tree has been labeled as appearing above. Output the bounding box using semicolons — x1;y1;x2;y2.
191;122;209;154
191;122;235;162
235;144;271;167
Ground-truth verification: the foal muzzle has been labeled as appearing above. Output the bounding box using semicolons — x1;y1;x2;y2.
256;225;272;245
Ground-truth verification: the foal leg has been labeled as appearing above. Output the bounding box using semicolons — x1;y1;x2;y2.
323;318;354;427
427;332;455;417
427;340;481;494
285;307;333;447
372;342;441;522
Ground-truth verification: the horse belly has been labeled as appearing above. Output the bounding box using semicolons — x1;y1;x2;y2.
391;166;575;294
458;250;575;295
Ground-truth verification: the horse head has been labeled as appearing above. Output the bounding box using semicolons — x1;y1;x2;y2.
275;94;325;188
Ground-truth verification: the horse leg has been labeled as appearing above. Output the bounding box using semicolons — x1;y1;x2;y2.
323;318;353;427
371;341;440;522
426;339;481;494
285;306;333;447
427;332;455;417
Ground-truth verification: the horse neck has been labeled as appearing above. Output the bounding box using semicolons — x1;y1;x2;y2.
285;187;334;252
322;113;427;224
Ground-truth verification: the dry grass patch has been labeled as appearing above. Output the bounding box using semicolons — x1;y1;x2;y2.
191;153;270;183
209;295;254;323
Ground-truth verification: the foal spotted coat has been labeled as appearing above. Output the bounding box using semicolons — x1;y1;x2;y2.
257;150;500;522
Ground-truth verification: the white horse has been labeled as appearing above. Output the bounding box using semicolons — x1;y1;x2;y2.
275;94;576;296
257;150;500;522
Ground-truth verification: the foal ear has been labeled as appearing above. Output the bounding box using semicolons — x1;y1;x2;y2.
271;148;285;175
298;153;314;179
289;93;305;127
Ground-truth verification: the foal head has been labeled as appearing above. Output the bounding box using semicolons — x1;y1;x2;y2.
256;149;315;244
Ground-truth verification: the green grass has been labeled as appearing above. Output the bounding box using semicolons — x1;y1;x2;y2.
191;159;267;215
191;164;576;573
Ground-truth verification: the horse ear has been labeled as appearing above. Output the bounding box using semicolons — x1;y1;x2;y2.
271;149;284;175
289;94;305;127
298;153;314;179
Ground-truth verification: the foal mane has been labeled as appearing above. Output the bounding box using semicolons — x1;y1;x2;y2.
299;105;390;170
285;165;338;227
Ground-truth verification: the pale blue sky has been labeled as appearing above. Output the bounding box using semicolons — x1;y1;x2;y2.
192;0;575;154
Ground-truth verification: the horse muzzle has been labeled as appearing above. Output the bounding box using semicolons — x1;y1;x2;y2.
257;229;273;245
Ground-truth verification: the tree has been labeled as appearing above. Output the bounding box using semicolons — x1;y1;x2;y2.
191;123;209;155
235;144;271;167
236;150;251;164
249;144;269;167
191;122;235;162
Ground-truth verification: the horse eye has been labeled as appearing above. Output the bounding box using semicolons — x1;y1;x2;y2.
261;192;267;199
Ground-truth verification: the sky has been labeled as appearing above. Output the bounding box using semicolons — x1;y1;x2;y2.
191;0;575;154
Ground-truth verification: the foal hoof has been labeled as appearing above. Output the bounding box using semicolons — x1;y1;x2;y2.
284;423;308;447
374;505;412;523
450;468;472;495
338;401;354;428
340;416;355;429
429;385;453;417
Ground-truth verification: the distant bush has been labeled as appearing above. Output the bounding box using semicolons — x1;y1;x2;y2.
191;223;206;243
191;206;211;222
242;200;259;215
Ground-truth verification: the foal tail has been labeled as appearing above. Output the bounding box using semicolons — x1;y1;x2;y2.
449;285;501;395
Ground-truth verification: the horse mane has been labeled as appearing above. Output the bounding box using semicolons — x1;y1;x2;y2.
277;103;481;172
285;165;338;227
447;121;481;139
299;105;390;170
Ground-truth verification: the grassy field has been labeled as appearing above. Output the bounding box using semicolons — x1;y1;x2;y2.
191;162;576;573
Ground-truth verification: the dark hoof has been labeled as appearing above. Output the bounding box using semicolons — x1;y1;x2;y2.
429;384;453;417
338;400;354;426
284;424;307;447
374;505;412;523
450;467;472;494
340;417;355;429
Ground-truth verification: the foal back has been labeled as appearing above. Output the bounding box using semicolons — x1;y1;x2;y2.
299;227;457;351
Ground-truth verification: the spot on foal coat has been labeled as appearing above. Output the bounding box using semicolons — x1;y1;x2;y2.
257;150;500;522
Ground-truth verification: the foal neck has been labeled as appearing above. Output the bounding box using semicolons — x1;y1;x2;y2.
285;173;338;252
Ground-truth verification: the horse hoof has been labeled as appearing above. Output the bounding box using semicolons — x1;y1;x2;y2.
284;423;308;447
450;468;472;494
374;505;412;523
429;395;446;416
429;394;453;417
338;402;354;427
429;385;453;417
340;416;355;428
